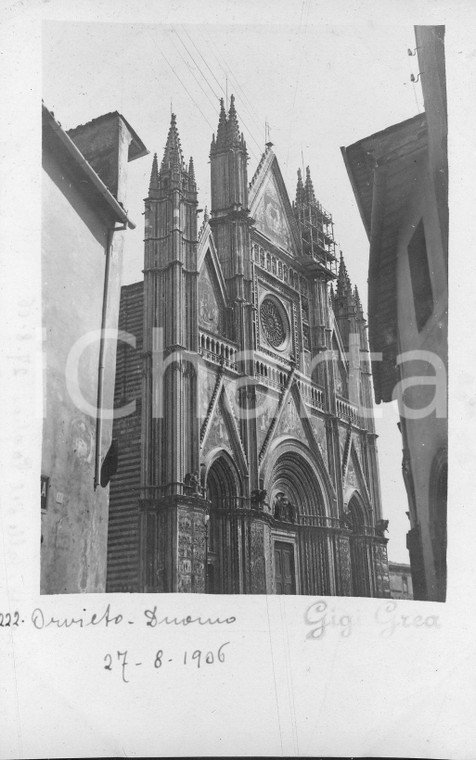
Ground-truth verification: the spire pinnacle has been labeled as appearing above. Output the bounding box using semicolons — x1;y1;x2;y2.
305;165;316;204
337;251;352;298
161;113;184;172
295;168;305;205
215;97;227;148
227;93;241;145
188;156;195;181
211;94;246;153
354;284;363;313
149;152;159;194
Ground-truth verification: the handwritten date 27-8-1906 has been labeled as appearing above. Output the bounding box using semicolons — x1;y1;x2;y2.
104;642;230;683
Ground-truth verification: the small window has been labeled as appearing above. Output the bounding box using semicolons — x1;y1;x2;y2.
408;219;434;331
41;475;49;510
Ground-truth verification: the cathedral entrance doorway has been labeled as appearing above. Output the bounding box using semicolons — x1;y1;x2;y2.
274;541;296;594
348;494;372;597
205;452;242;593
267;446;329;595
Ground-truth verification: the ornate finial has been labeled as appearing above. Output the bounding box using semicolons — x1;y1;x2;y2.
203;206;209;222
214;97;227;148
227;93;241;145
337;251;352;298
305;165;316;204
148;152;159;194
295;168;305;205
354;285;363;313
188;156;195;181
161;112;184;172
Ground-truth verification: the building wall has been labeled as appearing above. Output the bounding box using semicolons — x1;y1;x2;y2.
389;562;413;599
106;283;143;592
395;158;448;601
41;150;125;594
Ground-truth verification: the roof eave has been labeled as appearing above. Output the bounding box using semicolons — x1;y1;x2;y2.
42;104;136;229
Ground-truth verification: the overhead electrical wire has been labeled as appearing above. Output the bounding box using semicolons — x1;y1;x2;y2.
187;25;266;158
169;27;223;116
170;26;262;164
184;25;265;160
196;25;264;134
157;45;215;132
170;26;260;163
180;24;228;100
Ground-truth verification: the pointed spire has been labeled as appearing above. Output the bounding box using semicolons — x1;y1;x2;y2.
161;113;184;172
295;168;305;206
337;251;352;298
215;97;227;148
305;165;316;204
354;285;363;314
211;95;246;154
149;152;159;194
188;156;195;181
227;93;241;145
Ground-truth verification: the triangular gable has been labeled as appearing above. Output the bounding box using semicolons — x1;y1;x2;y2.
345;442;371;508
332;332;349;398
198;225;228;304
201;388;248;477
198;241;228;334
292;384;336;500
260;381;336;501
273;386;308;443
332;329;348;370
249;150;300;255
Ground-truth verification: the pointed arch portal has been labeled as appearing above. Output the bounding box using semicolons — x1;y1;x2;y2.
348;492;373;597
205;452;242;594
268;450;326;520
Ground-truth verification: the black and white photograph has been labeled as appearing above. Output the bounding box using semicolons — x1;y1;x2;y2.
41;20;447;600
1;1;474;757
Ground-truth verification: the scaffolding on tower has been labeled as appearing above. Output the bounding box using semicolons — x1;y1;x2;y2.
293;166;338;279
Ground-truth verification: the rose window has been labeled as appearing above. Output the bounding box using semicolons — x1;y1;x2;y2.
260;298;287;349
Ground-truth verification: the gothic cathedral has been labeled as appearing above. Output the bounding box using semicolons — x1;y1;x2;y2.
107;98;390;596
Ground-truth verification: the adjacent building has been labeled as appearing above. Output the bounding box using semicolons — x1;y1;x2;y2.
41;105;147;593
341;26;448;601
107;98;391;596
389;562;414;600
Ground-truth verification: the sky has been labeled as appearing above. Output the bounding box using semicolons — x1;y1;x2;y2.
42;20;424;562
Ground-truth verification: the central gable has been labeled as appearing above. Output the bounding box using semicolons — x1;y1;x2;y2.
197;231;228;335
250;152;299;255
198;261;222;333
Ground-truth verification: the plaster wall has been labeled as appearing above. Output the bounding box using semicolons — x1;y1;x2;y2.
396;159;448;600
41;151;124;594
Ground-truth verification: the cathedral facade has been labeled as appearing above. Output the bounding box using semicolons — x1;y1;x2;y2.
107;98;390;596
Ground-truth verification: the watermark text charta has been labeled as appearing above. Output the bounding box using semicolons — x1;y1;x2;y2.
52;328;447;422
